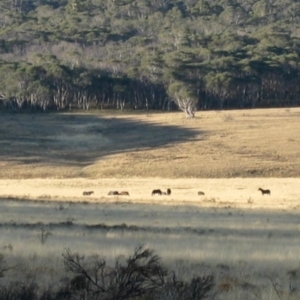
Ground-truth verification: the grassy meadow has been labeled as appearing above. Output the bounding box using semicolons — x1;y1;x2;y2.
0;108;300;179
1;108;300;299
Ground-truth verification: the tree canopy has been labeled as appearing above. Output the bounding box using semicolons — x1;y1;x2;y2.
0;0;300;112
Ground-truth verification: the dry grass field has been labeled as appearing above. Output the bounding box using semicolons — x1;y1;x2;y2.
1;108;300;299
1;197;300;300
0;107;299;208
0;108;300;180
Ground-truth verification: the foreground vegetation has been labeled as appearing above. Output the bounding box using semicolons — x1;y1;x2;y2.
1;198;300;299
0;0;300;115
0;245;298;300
0;246;215;300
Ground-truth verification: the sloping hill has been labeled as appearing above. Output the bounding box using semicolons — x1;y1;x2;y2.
0;108;299;179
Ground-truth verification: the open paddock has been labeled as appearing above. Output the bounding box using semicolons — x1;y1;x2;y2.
0;177;299;210
1;108;300;298
0;108;300;179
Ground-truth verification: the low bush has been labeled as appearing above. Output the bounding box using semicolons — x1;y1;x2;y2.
0;246;214;300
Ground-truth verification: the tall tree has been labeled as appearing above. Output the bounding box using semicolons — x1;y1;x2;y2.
168;81;198;118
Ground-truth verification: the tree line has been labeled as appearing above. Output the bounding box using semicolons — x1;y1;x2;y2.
0;57;169;112
0;0;300;116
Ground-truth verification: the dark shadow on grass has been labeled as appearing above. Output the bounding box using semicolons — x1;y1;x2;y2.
0;112;203;166
0;198;299;240
1;198;300;269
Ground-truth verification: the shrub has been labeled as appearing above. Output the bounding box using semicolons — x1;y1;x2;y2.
0;247;214;300
62;246;214;300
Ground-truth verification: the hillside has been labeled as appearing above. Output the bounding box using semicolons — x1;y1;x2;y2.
0;0;300;112
1;108;299;179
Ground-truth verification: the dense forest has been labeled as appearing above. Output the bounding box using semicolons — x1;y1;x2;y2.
0;0;300;116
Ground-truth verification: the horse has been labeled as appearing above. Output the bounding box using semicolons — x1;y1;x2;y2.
167;188;171;195
83;191;94;196
258;188;271;195
152;189;162;196
118;191;130;196
108;191;119;195
198;191;205;195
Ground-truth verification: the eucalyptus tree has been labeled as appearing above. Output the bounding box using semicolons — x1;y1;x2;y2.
168;81;198;118
40;56;74;110
0;61;50;109
1;0;300;112
204;72;232;109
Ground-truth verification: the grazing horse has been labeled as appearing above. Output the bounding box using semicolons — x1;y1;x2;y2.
258;188;271;195
198;191;205;195
83;191;94;196
152;189;162;196
118;191;130;196
108;191;119;195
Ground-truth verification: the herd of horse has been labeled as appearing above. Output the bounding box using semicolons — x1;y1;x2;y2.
82;188;271;197
82;189;172;197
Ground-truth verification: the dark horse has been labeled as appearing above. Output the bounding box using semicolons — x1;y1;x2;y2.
198;191;205;195
258;188;271;195
118;191;130;196
152;189;162;196
153;189;171;196
161;189;171;195
83;191;94;196
108;191;119;195
108;191;130;196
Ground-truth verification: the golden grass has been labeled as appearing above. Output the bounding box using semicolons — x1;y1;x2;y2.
1;108;300;299
0;108;299;209
0;177;299;210
1;108;300;179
